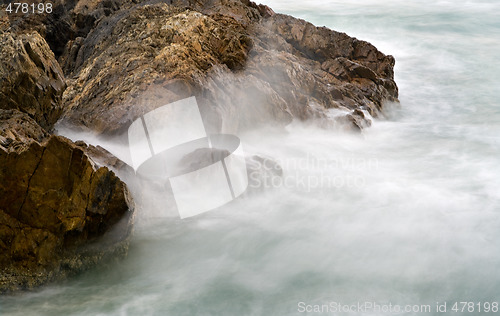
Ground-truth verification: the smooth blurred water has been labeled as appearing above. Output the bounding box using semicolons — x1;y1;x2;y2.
1;1;500;315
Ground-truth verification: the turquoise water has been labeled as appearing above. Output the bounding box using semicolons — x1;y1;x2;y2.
1;1;500;315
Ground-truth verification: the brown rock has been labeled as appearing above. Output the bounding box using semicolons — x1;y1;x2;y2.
4;0;398;133
59;5;255;135
0;7;135;293
0;132;134;293
71;138;133;174
252;14;398;119
0;31;66;131
55;0;397;135
0;109;49;152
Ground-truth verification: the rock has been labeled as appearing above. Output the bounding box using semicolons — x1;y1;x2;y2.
251;14;398;119
0;3;135;293
74;140;135;176
0;31;66;131
0;109;49;152
2;0;139;58
53;0;397;136
4;0;398;134
0;30;134;292
246;154;283;193
59;4;256;135
0;133;134;293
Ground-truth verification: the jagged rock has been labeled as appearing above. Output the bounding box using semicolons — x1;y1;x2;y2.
60;4;256;135
0;30;134;292
74;140;135;176
1;0;139;58
0;132;134;293
3;0;398;134
0;8;138;293
0;109;49;152
248;14;398;122
0;31;66;131
54;0;397;135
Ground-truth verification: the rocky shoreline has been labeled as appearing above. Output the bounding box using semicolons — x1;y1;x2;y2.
0;0;398;292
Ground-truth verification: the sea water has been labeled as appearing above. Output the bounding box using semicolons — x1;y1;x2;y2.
1;0;499;315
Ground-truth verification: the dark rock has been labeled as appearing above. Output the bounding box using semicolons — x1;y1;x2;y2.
1;0;140;59
0;109;49;152
0;31;66;131
180;147;231;174
246;154;283;193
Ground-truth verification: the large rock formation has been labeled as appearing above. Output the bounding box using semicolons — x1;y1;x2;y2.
0;120;134;292
32;0;397;135
0;21;134;292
